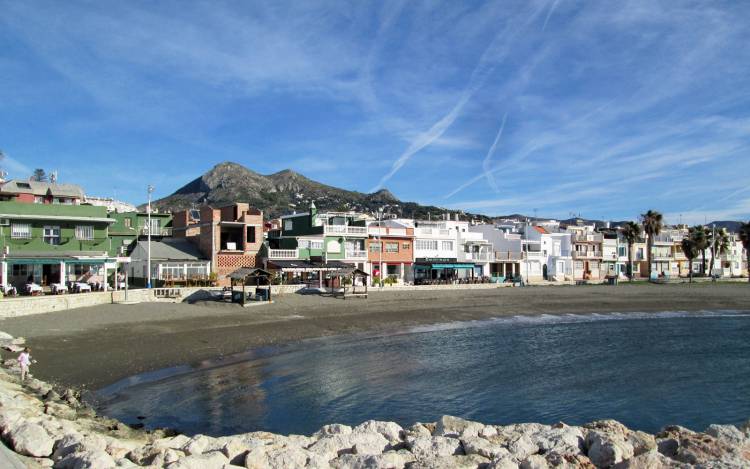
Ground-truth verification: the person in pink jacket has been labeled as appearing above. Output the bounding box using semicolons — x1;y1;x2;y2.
18;347;34;381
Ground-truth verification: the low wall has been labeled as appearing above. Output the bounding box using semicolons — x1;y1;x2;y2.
0;289;154;318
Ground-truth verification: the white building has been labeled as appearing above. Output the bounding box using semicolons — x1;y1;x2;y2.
523;225;573;281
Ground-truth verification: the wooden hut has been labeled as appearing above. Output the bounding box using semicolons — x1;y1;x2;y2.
332;267;369;299
228;267;273;305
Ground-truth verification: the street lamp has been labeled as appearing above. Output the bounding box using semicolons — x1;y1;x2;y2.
377;207;383;288
146;184;154;289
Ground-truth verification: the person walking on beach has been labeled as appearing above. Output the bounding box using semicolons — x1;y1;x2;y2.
18;347;34;381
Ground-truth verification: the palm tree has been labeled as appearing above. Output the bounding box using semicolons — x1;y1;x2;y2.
641;210;663;279
738;222;750;283
681;237;699;283
689;226;710;275
621;221;641;281
709;228;730;277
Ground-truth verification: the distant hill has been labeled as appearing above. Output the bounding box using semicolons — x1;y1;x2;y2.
147;162;492;221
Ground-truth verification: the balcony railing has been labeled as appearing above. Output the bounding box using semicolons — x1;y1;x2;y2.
525;251;544;259
494;251;524;261
368;227;409;237
346;250;367;259
268;249;298;259
572;233;603;243
572;250;602;259
324;225;368;236
140;227;173;236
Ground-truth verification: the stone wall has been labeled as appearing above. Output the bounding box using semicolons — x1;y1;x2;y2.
0;289;153;318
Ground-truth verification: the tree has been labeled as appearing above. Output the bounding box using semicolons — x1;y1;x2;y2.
31;169;47;182
709;228;730;277
680;237;699;283
738;222;750;283
640;210;663;279
621;221;641;281
689;226;709;275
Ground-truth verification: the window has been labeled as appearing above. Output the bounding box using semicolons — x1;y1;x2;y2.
310;240;323;250
12;264;30;277
416;240;438;250
34;196;44;204
402;243;410;250
247;226;256;243
75;225;94;240
441;241;453;251
284;220;293;231
43;226;61;245
618;246;626;257
386;242;398;253
124;218;132;228
10;223;31;239
369;242;381;252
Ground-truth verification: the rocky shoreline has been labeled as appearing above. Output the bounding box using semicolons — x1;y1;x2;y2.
2;331;750;468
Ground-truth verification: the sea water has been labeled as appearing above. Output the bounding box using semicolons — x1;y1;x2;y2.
94;311;750;436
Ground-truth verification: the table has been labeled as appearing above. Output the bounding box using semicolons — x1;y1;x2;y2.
75;283;92;293
26;284;43;295
51;284;68;294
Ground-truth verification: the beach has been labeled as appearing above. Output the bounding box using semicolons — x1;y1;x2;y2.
1;283;749;390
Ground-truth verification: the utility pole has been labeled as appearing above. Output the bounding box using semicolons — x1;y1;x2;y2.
147;185;154;289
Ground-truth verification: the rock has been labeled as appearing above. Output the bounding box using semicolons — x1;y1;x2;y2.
54;450;116;469
353;420;404;445
507;434;539;460
309;433;389;460
244;445;309;469
331;451;413;469
519;454;548;469
612;450;683;468
434;415;484;438
45;402;76;420
531;424;584;455
461;436;510;459
9;422;55;457
488;457;520;469
705;424;747;446
182;434;219;456
403;423;432;439
585;431;634;468
0;331;14;340
480;426;498;438
626;431;656;456
153;434;192;450
221;437;264;465
315;424;353;437
167;451;229;469
406;436;463;459
306;452;333;469
406;454;490;469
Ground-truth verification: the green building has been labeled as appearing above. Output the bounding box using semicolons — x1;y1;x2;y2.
107;211;173;258
265;203;369;279
0;201;120;291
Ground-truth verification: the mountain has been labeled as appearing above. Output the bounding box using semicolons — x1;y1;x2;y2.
147;162;491;221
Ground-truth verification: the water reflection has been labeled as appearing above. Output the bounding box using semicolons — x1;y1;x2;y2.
96;311;750;436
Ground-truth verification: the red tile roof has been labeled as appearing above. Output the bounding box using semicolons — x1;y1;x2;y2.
533;226;548;234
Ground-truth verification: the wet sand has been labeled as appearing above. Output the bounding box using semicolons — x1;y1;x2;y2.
1;283;748;390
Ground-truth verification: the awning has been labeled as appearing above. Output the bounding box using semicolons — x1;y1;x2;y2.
415;263;475;269
5;258;113;265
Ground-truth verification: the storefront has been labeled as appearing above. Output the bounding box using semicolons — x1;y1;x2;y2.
413;258;476;284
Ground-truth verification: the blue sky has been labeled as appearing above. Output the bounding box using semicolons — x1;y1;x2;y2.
1;1;749;224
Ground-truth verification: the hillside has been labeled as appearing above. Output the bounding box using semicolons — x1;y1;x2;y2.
148;162;490;221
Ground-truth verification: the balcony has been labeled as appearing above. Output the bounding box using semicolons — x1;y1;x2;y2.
494;251;524;261
368;227;410;237
572;233;603;243
346;250;367;259
140;227;173;236
464;251;493;261
572;250;602;259
651;234;674;245
525;251;544;259
268;249;299;260
324;225;368;236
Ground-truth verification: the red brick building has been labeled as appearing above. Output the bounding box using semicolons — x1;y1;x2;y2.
173;203;263;285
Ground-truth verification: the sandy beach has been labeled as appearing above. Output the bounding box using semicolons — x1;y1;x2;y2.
1;283;749;390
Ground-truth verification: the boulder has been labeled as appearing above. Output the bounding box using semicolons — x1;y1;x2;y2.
9;421;55;457
612;450;683;468
406;454;490;469
315;424;353;437
331;451;413;469
244;445;310;469
353;420;404;445
53;450;116;469
461;436;510;459
308;433;389;461
507;434;539;460
44;402;76;420
434;415;484;439
167;451;229;469
705;424;747;446
403;424;432;439
488;457;520;469
626;431;656;457
405;436;463;459
585;431;634;468
519;454;548;469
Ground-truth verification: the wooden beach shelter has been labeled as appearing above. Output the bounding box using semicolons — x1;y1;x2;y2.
332;267;369;300
228;267;273;305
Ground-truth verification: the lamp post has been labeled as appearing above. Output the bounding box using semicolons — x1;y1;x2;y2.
146;185;154;289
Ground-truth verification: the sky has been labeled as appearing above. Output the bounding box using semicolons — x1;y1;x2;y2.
1;0;749;224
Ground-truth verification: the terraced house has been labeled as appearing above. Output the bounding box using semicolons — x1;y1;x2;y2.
107;211;173;257
0;201;119;291
265;203;368;282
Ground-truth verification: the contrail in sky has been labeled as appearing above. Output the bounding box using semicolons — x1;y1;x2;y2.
482;113;508;193
542;0;562;31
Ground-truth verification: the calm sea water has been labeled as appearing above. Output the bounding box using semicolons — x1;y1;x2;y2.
94;311;750;436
